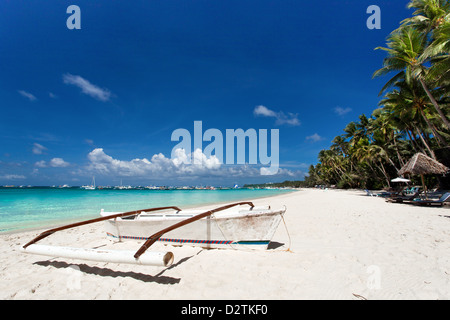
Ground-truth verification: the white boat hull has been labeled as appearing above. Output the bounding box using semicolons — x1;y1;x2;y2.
101;205;286;250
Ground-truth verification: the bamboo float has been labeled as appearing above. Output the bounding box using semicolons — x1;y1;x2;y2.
21;244;174;267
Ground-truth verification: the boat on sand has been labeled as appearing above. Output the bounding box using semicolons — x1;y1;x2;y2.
21;202;287;267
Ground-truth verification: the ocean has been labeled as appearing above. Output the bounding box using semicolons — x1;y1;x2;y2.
0;188;292;233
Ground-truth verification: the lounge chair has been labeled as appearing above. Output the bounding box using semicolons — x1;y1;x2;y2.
424;190;447;200
404;186;420;195
386;191;421;203
365;189;378;197
383;186;409;198
377;191;395;198
412;192;450;207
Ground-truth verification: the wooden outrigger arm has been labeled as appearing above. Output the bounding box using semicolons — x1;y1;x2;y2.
133;201;254;258
22;206;181;249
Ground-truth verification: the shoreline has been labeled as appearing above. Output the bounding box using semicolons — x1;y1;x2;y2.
1;188;450;300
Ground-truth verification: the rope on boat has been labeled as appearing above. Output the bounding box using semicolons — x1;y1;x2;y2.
279;207;292;253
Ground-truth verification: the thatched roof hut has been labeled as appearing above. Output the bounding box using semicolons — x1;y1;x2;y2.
398;153;449;176
398;153;449;198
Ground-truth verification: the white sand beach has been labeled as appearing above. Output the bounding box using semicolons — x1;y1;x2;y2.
1;188;450;300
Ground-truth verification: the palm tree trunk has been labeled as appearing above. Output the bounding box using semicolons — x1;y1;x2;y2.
429;120;448;147
376;161;391;187
406;129;420;152
367;162;376;174
419;78;450;130
418;107;447;147
408;127;429;155
332;164;345;181
414;126;436;159
392;134;405;167
387;156;400;172
423;130;433;148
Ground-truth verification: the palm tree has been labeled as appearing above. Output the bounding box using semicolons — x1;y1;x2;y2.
367;144;393;187
370;108;406;168
318;149;345;183
331;135;349;157
402;0;450;33
387;79;447;145
307;0;450;190
379;87;439;158
305;164;322;186
374;25;450;129
403;0;450;125
423;21;450;90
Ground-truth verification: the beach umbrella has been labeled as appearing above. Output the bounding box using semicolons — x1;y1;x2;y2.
398;152;449;198
391;177;410;183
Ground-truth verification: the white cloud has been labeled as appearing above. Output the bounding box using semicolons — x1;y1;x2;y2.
260;167;278;175
334;106;352;116
35;160;47;168
84;148;297;179
305;133;324;143
32;143;47;155
49;92;57;99
50;158;70;167
86;148;221;177
18;90;37;101
87;148;156;176
260;167;295;176
254;105;300;126
191;149;221;170
34;158;70;168
254;105;277;117
63;74;112;101
0;174;26;180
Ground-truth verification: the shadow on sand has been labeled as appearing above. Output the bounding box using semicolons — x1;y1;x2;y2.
267;241;285;250
34;254;197;285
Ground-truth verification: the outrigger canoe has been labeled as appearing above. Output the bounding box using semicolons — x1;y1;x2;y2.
21;202;287;267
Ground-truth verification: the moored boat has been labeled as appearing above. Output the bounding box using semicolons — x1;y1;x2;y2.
81;176;96;190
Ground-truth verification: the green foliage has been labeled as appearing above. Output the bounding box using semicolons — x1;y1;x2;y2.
306;0;450;189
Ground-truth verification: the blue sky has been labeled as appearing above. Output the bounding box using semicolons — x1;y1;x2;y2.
0;0;412;186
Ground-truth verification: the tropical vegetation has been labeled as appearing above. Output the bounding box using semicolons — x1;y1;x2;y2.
306;0;450;190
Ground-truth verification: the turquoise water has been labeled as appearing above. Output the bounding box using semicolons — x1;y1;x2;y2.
0;188;291;233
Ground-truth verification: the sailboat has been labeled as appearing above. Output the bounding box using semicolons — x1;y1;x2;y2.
81;176;96;190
